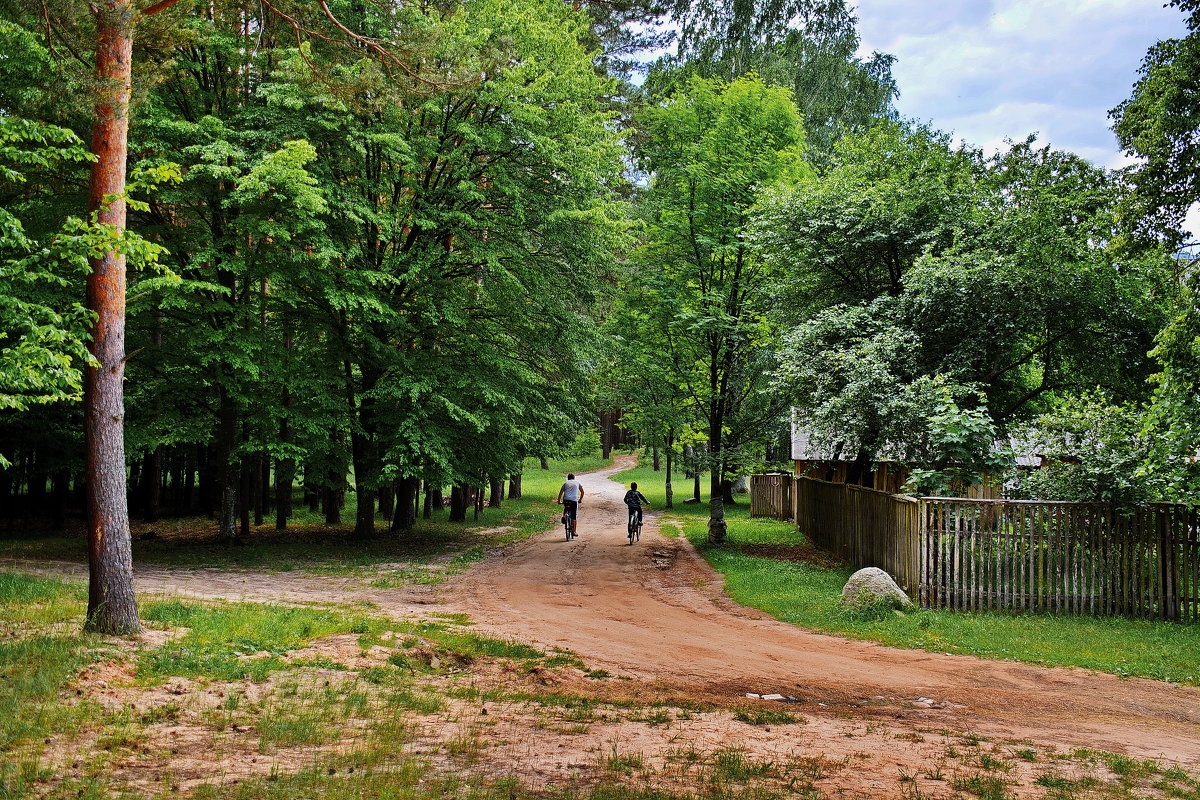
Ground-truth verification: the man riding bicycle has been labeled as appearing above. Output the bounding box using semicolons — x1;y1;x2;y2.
556;473;585;537
623;482;650;530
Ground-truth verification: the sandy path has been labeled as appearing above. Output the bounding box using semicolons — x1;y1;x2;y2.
443;458;1200;767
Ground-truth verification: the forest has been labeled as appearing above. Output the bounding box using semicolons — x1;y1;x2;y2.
2;0;1200;634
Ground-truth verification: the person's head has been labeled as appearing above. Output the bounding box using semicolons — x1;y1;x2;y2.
567;473;575;480
630;482;638;490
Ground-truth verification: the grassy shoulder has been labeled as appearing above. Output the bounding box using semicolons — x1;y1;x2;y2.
613;452;1200;686
0;570;562;789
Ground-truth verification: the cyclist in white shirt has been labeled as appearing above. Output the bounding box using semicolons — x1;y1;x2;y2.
556;473;585;538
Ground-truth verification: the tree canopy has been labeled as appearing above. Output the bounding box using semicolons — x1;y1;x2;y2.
1;0;1197;584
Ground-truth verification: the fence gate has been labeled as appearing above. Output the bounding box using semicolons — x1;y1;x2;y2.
749;474;793;521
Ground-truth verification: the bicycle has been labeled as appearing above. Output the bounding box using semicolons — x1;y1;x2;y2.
627;507;642;544
561;503;576;541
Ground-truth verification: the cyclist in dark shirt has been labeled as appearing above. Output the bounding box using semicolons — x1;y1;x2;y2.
623;482;650;528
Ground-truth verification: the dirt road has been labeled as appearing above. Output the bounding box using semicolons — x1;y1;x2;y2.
444;458;1200;768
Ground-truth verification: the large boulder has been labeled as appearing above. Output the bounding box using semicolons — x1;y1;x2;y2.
841;567;913;610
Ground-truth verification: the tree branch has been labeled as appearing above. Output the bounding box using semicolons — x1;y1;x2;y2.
138;0;185;16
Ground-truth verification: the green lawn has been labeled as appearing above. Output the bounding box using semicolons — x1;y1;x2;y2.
614;452;1200;685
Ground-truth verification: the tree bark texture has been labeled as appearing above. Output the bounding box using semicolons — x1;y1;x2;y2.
84;0;140;634
214;388;239;540
449;484;467;522
508;473;521;499
391;476;419;532
377;481;394;522
275;457;293;530
488;478;503;508
664;446;673;509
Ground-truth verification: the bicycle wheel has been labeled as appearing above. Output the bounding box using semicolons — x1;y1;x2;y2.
564;516;573;541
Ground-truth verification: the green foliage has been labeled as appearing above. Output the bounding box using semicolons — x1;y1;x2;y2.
654;0;896;160
1009;392;1165;505
0;117;95;420
630;74;808;498
1111;0;1200;244
112;0;631;527
900;378;1009;496
1145;271;1200;501
755;119;982;316
766;124;1171;481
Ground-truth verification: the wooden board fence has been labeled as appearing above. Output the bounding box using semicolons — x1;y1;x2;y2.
794;477;920;596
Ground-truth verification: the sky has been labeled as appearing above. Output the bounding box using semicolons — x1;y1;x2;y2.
850;0;1197;236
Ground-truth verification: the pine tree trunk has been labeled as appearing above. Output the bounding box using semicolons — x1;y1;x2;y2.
426;483;443;519
144;446;161;522
182;449;193;515
377;481;394;523
214;389;239;541
348;361;380;538
251;452;264;526
84;0;140;634
128;459;141;517
261;456;272;517
239;459;251;538
323;486;340;525
351;431;376;538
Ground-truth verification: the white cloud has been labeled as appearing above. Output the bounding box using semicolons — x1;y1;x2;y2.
849;0;1190;166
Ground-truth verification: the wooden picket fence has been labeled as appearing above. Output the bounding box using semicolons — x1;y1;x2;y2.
749;474;794;521
773;476;1200;620
920;498;1200;620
